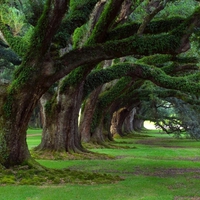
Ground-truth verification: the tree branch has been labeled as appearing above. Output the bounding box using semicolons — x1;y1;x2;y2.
25;0;69;61
83;59;198;97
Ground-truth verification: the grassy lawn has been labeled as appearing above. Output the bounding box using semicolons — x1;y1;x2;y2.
1;128;200;200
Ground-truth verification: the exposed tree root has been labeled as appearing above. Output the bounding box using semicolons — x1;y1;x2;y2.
31;149;115;160
83;140;136;150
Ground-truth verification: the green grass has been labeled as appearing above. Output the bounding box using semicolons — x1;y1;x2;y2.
1;129;200;200
27;128;42;135
26;128;42;148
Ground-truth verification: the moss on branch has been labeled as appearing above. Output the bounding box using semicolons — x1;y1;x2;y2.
84;54;199;103
107;17;185;40
54;0;99;46
0;21;28;57
59;0;125;93
87;0;124;44
91;77;132;132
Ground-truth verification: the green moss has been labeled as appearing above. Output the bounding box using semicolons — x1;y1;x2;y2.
0;166;122;185
103;8;200;57
91;77;131;132
0;20;28;57
0;133;8;165
3;93;14;118
107;17;185;40
138;54;172;66
60;67;85;92
1;175;16;184
2;64;38;119
55;0;98;46
20;0;53;62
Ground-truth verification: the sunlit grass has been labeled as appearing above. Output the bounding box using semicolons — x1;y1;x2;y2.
27;128;42;135
1;129;200;200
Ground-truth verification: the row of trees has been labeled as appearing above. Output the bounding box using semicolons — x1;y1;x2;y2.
0;0;200;168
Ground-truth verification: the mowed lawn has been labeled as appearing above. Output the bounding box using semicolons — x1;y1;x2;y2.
1;127;200;200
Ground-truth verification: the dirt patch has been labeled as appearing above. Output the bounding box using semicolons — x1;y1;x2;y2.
27;133;41;137
80;167;200;179
134;167;200;178
136;138;189;148
174;197;200;200
122;166;200;179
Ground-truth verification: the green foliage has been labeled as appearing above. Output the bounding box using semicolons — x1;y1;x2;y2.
91;77;131;132
23;0;51;59
55;0;98;46
60;67;86;93
86;0;114;44
0;3;32;57
23;0;45;26
0;4;26;36
138;54;172;66
157;0;198;18
72;24;89;48
0;20;26;57
84;63;134;97
107;16;185;40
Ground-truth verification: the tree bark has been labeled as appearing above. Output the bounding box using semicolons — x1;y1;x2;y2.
0;79;46;167
110;108;129;136
133;118;144;131
123;108;137;133
91;120;106;144
36;82;85;153
79;86;102;143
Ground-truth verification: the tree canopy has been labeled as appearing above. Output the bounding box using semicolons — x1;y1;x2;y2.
0;0;200;169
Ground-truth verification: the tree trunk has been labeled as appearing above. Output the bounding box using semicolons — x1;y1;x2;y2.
123;108;137;133
36;82;85;153
133;118;144;131
79;86;102;142
29;105;42;128
110;108;129;136
0;82;44;167
91;120;105;144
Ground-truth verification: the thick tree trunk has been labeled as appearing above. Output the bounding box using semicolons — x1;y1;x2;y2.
0;82;44;167
102;114;114;141
29;105;42;128
91;110;114;143
79;86;102;143
91;120;105;144
64;84;85;153
133;118;144;131
110;108;129;136
37;83;85;153
92;113;114;143
123;108;137;133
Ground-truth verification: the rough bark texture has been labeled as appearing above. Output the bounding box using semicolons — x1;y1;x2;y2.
91;121;106;144
64;83;85;153
36;82;85;153
80;86;103;143
123;108;137;133
0;77;48;167
1;0;200;168
110;108;129;136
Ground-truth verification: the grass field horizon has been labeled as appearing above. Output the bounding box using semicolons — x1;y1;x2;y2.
1;125;200;200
